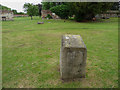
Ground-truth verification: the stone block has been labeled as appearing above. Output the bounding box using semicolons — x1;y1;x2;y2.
60;35;87;79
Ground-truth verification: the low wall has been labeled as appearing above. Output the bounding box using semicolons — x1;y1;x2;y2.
95;10;119;19
41;10;61;19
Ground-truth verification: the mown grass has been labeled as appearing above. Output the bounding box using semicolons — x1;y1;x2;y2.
2;16;118;88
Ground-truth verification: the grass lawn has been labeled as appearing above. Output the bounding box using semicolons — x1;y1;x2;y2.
2;16;118;88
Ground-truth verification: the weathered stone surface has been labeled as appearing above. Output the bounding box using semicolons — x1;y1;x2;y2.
60;35;87;79
0;10;14;21
37;22;44;24
41;10;61;19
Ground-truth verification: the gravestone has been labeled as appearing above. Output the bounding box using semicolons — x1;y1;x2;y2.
37;22;44;24
60;35;87;80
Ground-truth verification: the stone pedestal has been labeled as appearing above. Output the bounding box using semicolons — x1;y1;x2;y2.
60;35;87;79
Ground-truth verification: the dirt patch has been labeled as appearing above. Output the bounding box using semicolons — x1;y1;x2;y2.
45;79;60;86
3;31;12;33
25;30;34;31
17;79;35;88
18;44;26;47
17;73;40;88
61;77;83;83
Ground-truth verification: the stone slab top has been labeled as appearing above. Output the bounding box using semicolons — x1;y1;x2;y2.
62;34;86;49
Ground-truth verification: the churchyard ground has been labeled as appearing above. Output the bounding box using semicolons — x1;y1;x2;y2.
2;17;118;88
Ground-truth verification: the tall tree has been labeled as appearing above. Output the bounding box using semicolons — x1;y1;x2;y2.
41;2;113;21
69;2;113;21
23;3;39;20
42;2;62;10
111;2;119;10
50;4;70;19
41;2;51;10
38;4;42;17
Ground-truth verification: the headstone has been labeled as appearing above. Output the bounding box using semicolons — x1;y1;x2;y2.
37;22;44;24
60;35;87;80
52;13;55;16
106;17;110;19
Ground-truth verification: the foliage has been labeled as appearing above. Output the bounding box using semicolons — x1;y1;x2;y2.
49;2;57;8
0;4;11;11
69;2;113;21
12;9;17;14
50;4;70;19
111;2;119;10
0;4;19;14
46;14;52;19
23;3;39;20
41;2;64;10
42;2;114;21
42;2;51;10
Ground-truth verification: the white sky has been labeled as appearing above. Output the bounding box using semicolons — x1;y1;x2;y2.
1;0;42;12
1;0;119;12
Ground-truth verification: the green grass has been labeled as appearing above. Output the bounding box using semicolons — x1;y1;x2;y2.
2;16;118;88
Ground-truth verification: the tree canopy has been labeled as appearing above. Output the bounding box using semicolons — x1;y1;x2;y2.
41;2;114;22
0;4;20;14
111;2;119;10
69;2;113;21
50;4;70;19
0;4;11;11
23;3;39;20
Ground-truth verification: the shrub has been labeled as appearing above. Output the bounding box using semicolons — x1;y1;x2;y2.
46;14;52;19
50;5;70;19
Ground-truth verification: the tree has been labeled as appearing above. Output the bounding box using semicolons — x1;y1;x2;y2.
111;2;119;10
38;4;42;17
0;4;18;14
50;2;56;8
0;4;11;11
23;3;39;20
41;2;113;21
69;2;113;21
42;2;51;10
50;4;70;19
42;2;70;19
41;2;63;10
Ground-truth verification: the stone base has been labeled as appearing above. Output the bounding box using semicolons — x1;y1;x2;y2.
60;35;87;79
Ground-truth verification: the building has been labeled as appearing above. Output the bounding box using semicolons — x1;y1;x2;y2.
0;10;14;21
41;10;61;19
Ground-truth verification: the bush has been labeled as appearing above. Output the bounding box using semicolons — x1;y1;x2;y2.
50;5;70;19
46;14;52;19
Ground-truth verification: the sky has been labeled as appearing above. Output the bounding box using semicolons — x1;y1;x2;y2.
1;0;42;12
1;0;119;12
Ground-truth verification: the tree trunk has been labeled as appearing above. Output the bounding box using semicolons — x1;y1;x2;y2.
85;13;95;20
31;16;33;20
